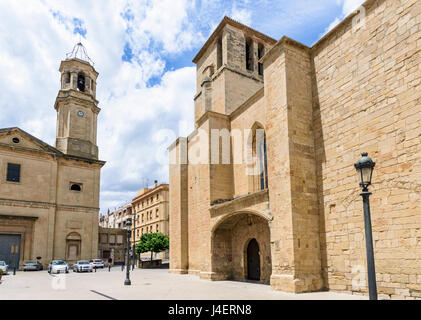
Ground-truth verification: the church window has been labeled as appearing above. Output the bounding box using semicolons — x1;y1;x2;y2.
70;183;82;191
12;137;20;144
77;73;85;92
258;43;264;76
248;124;268;192
217;37;223;69
245;37;254;71
259;134;268;190
6;163;20;182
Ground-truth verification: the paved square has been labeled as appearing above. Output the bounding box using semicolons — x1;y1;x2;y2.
0;267;365;300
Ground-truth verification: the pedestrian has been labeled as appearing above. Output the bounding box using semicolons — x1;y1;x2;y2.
108;257;112;272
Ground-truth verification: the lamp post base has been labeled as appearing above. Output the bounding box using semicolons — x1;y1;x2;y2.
124;279;131;286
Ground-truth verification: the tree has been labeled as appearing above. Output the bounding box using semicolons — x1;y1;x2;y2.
136;232;169;262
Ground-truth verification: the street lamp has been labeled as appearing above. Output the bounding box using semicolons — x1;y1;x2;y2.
124;218;132;286
354;152;377;300
132;211;139;271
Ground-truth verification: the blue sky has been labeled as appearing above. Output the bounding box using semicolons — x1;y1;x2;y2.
0;0;364;213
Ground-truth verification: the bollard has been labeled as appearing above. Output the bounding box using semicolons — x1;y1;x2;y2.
95;267;97;273
108;265;111;272
13;267;16;275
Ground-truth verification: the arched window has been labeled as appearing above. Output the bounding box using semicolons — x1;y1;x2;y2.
77;73;85;92
248;123;268;192
70;183;82;191
245;37;254;71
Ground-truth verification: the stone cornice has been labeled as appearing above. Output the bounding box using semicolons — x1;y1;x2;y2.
54;89;100;113
193;16;276;64
0;214;38;221
209;189;269;215
131;184;169;204
196;110;230;129
260;36;310;64
0;197;100;211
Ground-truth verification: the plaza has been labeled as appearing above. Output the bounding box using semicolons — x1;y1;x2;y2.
0;268;365;300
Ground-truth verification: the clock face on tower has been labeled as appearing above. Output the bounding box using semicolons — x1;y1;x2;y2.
77;110;84;117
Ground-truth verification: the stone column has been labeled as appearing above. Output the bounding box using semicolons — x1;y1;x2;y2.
168;137;189;274
263;39;323;293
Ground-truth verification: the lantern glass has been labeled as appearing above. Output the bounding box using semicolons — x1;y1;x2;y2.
125;219;132;231
361;166;373;186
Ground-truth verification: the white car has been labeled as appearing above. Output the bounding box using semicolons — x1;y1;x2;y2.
0;261;8;274
48;260;69;274
72;260;93;273
89;259;104;269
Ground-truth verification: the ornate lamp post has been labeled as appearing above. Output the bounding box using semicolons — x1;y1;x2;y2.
124;218;132;286
354;152;377;300
132;211;139;271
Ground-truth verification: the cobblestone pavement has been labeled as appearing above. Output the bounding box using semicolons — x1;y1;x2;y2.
0;267;366;300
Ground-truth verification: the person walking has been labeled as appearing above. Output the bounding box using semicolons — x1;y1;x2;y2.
108;257;112;272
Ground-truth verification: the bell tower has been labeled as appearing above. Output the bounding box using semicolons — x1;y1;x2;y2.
54;42;100;159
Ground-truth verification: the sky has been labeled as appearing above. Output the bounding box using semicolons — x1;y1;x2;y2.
0;0;365;214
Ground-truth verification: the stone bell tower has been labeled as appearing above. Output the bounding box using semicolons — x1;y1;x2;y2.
54;42;100;159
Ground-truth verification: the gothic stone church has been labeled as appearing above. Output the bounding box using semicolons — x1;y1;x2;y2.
169;0;420;299
0;44;105;269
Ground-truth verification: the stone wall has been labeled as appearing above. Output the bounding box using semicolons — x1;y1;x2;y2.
312;0;421;299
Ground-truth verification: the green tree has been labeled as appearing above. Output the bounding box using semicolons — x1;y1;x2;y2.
136;232;169;262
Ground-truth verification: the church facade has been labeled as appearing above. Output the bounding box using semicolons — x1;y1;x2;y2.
169;0;421;299
0;45;105;268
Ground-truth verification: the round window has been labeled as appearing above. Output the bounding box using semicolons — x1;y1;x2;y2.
12;137;20;144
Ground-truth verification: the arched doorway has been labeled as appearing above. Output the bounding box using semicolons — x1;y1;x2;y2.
211;213;271;283
247;238;260;280
66;232;81;262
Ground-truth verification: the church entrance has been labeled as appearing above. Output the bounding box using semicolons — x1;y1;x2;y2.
247;238;260;281
211;212;271;283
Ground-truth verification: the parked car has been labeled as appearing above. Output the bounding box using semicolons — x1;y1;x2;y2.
89;259;104;269
48;260;69;274
72;260;93;273
23;261;43;271
0;261;8;274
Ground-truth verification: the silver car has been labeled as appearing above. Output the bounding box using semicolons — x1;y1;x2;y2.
0;261;8;274
23;261;43;271
72;260;93;273
89;259;104;269
48;260;69;274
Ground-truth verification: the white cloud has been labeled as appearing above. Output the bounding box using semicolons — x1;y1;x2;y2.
322;0;365;37
231;3;252;25
342;0;366;16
